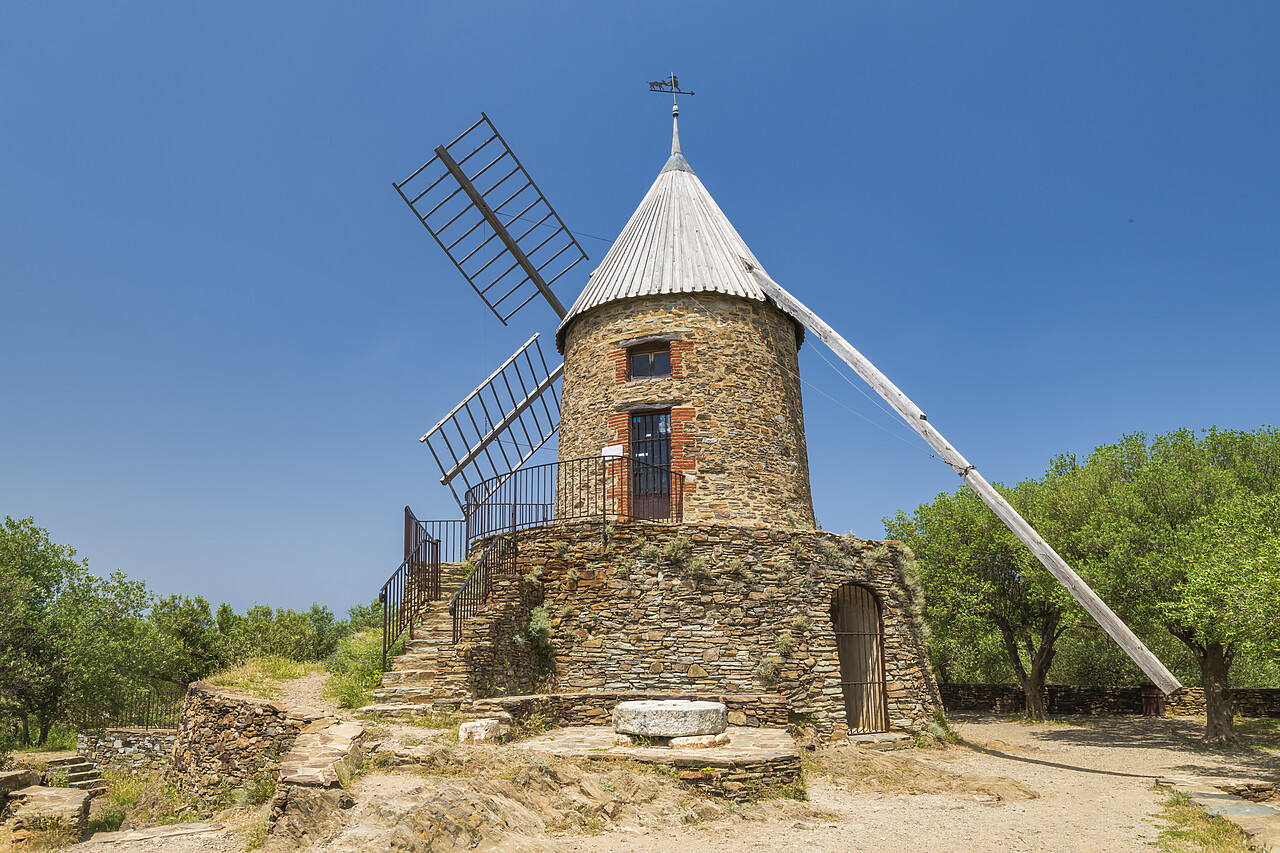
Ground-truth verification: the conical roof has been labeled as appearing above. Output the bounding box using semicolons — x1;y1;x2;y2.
556;116;800;352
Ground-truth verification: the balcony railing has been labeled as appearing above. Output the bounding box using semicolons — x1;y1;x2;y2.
463;455;683;549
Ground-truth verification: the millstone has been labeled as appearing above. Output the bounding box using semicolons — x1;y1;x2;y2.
612;700;727;737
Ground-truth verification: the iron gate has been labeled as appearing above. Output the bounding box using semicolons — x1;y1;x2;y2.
831;583;889;734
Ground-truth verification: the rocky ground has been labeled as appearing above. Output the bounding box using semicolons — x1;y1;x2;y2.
51;675;1280;852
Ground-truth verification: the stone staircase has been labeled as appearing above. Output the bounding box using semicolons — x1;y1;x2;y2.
44;755;106;798
371;562;475;711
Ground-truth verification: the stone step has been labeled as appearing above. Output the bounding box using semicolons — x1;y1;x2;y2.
65;770;99;784
380;669;458;685
373;685;471;704
42;756;91;769
71;779;108;797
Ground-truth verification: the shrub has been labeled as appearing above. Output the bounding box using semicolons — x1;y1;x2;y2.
755;654;783;686
527;606;552;653
660;536;693;567
775;631;795;656
88;807;126;834
324;629;388;709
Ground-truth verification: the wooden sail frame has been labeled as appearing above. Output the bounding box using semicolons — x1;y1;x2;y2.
742;259;1182;695
419;333;563;511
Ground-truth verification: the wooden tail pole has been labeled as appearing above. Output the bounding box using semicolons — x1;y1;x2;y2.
742;260;1182;695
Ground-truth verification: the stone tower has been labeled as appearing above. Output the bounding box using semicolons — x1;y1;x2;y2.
555;108;815;528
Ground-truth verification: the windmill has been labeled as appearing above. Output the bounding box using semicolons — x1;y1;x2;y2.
392;82;1181;695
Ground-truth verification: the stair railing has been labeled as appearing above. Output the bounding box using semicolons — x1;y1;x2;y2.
447;533;518;643
379;507;442;671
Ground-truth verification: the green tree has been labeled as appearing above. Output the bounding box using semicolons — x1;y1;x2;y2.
886;482;1076;720
150;594;230;685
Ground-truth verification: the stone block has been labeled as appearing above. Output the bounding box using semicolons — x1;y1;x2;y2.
612;700;727;737
458;719;502;744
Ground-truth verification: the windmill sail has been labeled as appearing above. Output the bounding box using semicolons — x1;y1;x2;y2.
394;113;586;324
742;260;1182;695
420;333;562;510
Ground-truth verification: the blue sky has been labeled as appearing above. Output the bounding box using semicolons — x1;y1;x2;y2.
3;3;1277;615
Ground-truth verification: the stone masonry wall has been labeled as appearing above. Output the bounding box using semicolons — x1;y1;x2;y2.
469;521;939;737
77;728;176;775
171;683;323;795
559;292;815;528
942;683;1280;717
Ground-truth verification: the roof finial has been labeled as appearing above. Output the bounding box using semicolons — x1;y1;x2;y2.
672;101;681;156
649;74;696;174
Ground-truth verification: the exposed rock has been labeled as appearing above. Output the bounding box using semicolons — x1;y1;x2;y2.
6;785;90;844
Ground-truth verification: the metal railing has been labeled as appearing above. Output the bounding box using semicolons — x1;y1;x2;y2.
463;455;683;548
380;508;442;671
448;533;518;643
72;686;186;731
381;456;682;660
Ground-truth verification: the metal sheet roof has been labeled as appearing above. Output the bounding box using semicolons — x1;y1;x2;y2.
556;127;797;351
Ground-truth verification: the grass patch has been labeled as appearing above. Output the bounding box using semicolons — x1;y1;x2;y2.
1156;790;1252;852
102;767;150;808
207;656;315;699
234;777;277;808
403;708;466;730
15;723;78;753
241;814;269;851
87;807;126;834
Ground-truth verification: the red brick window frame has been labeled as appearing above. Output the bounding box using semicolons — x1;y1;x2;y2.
614;335;685;384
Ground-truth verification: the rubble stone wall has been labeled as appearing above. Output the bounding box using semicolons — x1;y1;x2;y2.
77;728;176;774
171;683;322;795
466;520;940;736
559;292;815;528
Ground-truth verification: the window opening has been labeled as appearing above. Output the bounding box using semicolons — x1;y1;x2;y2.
629;345;671;379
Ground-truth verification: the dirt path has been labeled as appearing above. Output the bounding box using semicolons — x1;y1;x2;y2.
565;714;1280;853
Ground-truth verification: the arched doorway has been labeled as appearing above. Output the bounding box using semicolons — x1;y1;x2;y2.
829;584;889;734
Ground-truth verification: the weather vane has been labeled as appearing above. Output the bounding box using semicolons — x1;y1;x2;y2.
648;73;695;106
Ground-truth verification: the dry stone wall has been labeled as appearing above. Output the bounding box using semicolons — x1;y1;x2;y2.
171;683;323;795
464;521;939;737
77;728;176;775
559;293;814;528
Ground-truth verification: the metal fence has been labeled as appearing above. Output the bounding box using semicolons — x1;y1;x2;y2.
72;687;186;731
381;456;682;662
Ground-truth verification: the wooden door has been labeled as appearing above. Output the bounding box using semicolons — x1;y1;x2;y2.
831;584;889;733
630;411;671;520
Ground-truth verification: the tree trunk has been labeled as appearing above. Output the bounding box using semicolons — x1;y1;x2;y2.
1200;641;1237;747
993;613;1061;722
1169;627;1238;746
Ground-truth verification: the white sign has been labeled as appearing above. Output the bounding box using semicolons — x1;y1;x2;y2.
602;444;624;458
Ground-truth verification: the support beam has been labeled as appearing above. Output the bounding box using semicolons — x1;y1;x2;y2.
742;259;1182;695
435;145;567;319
